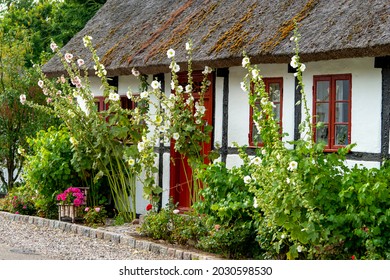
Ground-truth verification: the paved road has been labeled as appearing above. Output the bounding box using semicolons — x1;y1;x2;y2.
0;242;52;260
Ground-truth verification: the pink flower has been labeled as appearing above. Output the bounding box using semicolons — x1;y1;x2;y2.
94;207;101;213
73;198;82;206
77;59;85;67
46;98;52;104
15;211;19;214
23;205;27;209
65;53;73;63
214;224;221;231
50;42;58;52
85;207;90;212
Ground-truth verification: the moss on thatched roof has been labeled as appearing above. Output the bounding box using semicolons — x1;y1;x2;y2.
43;0;390;76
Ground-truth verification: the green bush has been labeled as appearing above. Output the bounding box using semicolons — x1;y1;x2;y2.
23;125;84;218
194;162;261;258
0;184;37;215
84;206;108;228
141;201;208;246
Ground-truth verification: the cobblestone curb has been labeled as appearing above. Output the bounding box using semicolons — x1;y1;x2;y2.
0;211;221;260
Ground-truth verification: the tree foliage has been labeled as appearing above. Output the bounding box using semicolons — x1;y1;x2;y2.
0;0;106;192
0;0;106;65
0;28;54;191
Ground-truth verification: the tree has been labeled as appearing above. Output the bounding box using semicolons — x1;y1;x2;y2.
0;0;106;65
0;28;55;191
0;0;106;192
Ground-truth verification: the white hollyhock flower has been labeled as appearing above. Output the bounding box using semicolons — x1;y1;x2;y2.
202;66;212;75
50;42;58;52
242;57;250;67
290;55;299;68
137;142;145;152
251;157;262;165
128;158;135;166
83;36;92;47
251;69;259;79
287;161;298;171
176;85;183;93
185;84;192;93
240;82;247;92
20;94;26;105
253;197;259;208
131;68;140;77
167;48;175;58
38;80;44;88
244;175;252;184
173;133;180;140
140;91;149;99
173;63;180;73
151;80;161;90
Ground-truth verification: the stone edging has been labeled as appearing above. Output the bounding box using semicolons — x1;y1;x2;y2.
0;211;221;260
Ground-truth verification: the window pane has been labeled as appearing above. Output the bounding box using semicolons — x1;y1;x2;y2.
336;80;349;101
272;104;281;121
335;125;349;145
316;103;329;122
335;103;349;123
316;81;329;101
316;125;328;145
252;123;263;145
269;83;280;102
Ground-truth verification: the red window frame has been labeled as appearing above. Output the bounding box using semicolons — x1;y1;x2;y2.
313;74;352;151
249;77;283;147
94;95;138;112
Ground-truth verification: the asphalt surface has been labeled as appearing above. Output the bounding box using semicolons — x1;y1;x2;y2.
0;242;51;260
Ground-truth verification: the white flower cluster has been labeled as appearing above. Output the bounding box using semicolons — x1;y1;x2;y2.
287;160;298;171
290;55;306;75
82;36;93;48
108;91;120;101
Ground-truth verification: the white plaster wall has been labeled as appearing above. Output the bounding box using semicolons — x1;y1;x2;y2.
214;76;224;147
162;153;171;208
118;75;141;95
303;57;382;154
345;160;380;169
89;76;105;96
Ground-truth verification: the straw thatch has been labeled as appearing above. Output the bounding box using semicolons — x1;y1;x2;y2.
43;0;390;76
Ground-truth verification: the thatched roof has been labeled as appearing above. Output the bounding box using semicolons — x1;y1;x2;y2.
43;0;390;76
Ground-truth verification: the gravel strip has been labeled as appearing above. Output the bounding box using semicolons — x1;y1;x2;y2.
0;212;220;260
0;213;176;260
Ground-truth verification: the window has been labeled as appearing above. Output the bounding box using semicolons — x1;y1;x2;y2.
249;78;283;146
313;74;351;151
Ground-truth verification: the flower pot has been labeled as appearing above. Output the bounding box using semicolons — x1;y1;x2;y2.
58;204;81;223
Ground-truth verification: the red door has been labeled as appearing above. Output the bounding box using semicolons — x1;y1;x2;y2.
170;71;214;210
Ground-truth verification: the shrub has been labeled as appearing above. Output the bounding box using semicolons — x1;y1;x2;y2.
141;201;208;246
23;125;84;218
84;206;108;228
194;162;261;258
0;184;37;215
